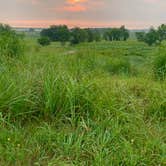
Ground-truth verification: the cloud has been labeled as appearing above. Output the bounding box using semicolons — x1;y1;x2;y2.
62;5;87;12
67;0;88;4
1;0;166;28
62;0;89;12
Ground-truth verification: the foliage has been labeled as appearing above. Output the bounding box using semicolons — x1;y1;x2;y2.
38;36;50;46
158;24;166;42
0;37;165;165
0;24;24;57
135;32;146;42
104;26;129;41
153;46;166;80
39;25;129;45
70;27;88;45
135;24;166;46
41;25;70;44
84;28;101;42
144;28;159;46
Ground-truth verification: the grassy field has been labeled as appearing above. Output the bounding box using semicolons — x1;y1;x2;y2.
0;39;165;165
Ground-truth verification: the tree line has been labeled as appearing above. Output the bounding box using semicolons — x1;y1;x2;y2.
104;26;129;41
38;25;130;46
136;24;166;46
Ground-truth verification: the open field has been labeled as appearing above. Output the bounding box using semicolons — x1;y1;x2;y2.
0;39;165;165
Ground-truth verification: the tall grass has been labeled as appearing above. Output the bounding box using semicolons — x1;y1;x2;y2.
153;46;166;80
0;40;165;165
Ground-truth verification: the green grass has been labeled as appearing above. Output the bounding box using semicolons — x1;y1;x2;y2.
0;40;165;165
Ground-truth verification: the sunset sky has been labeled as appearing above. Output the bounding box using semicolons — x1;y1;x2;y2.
0;0;166;29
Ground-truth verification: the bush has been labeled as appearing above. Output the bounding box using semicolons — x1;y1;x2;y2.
0;24;24;57
153;47;166;80
38;36;50;46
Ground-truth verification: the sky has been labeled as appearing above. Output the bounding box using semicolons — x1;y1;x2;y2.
0;0;166;29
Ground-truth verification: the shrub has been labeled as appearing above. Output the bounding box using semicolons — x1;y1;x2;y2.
38;36;50;46
153;47;166;80
0;24;24;57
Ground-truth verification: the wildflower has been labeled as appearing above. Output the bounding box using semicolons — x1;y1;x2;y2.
131;139;134;144
7;138;11;141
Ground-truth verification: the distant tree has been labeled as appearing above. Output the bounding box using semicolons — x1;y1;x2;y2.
84;28;94;42
70;27;87;45
0;23;24;57
111;28;121;40
29;28;34;32
0;24;11;32
144;28;159;46
103;30;110;41
104;26;129;41
83;28;101;42
135;24;166;46
38;36;50;46
135;32;146;42
120;26;129;41
93;30;101;42
158;24;166;42
40;25;70;45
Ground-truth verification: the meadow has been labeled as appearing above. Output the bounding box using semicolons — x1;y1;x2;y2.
0;38;165;165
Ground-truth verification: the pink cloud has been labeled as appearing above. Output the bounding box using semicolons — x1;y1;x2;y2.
63;5;87;12
60;0;89;12
67;0;88;4
6;19;156;29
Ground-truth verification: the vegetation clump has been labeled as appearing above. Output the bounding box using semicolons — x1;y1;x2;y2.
0;24;24;57
136;24;166;46
153;46;166;80
38;36;50;46
0;23;165;165
104;26;129;41
40;25;101;45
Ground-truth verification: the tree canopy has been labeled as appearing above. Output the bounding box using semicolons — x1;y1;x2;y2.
135;24;166;46
41;25;70;44
104;26;129;41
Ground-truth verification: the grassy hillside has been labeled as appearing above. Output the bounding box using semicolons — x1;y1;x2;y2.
0;39;165;165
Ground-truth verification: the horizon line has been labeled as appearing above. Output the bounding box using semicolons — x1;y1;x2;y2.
12;25;150;31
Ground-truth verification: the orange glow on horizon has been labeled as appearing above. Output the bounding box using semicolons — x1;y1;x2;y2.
63;5;86;12
67;0;88;4
63;0;88;12
4;19;156;29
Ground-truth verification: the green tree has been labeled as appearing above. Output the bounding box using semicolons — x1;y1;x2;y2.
38;36;50;46
104;26;129;41
144;28;159;46
158;24;166;42
93;30;101;41
70;27;87;45
135;32;146;42
40;25;70;45
120;26;129;41
84;28;94;42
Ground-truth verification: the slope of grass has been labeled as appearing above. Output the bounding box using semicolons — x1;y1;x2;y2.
0;40;165;165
